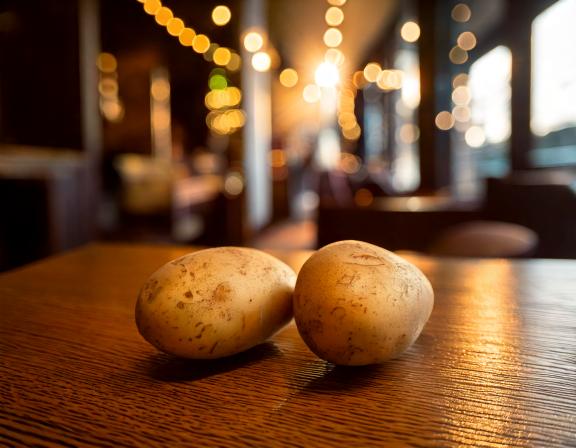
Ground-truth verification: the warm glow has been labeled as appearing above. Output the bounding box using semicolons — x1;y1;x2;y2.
452;85;471;106
451;3;472;22
315;61;340;87
325;7;344;26
213;47;232;66
226;52;242;71
325;48;345;66
452;73;469;88
327;0;347;5
178;28;196;46
457;31;477;51
400;21;420;43
323;28;343;47
143;0;161;15
251;51;271;72
449;46;468;64
435;111;455;130
303;84;322;103
154;7;173;26
377;69;403;90
243;31;264;53
166;18;184;36
465;126;486;147
192;34;211;53
97;53;117;73
212;5;231;26
363;62;381;83
279;68;299;88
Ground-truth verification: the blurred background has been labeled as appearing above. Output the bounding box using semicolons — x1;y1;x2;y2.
1;0;575;271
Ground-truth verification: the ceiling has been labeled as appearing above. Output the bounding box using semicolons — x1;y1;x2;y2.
269;0;399;83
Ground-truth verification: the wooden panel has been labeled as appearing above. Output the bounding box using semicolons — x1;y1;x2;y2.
1;244;575;446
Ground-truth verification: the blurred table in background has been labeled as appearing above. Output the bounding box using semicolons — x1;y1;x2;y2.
0;145;94;271
1;244;575;446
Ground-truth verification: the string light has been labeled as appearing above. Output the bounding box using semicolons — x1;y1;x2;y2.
323;28;343;47
137;0;240;68
325;7;344;26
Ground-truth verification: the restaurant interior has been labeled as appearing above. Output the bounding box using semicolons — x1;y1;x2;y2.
1;0;576;271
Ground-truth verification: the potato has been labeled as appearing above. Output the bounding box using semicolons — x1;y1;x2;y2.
135;247;296;359
294;240;434;365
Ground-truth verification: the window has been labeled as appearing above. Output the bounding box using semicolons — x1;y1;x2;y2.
531;0;576;166
452;46;511;197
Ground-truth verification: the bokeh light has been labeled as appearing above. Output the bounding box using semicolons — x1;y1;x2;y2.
452;3;472;22
97;53;117;73
154;7;173;26
435;111;455;130
243;31;264;52
449;46;468;64
323;28;343;47
213;47;232;66
457;31;477;51
325;48;345;66
325;7;345;26
279;68;299;88
212;5;231;26
363;62;381;83
192;34;211;53
465;126;486;147
178;28;196;46
251;51;271;72
400;21;420;43
166;18;184;36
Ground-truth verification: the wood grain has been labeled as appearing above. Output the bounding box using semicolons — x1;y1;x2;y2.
1;243;575;447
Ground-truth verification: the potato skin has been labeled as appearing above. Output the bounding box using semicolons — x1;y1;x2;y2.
135;247;296;359
294;240;434;366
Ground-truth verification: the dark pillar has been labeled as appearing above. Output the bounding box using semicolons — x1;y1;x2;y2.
508;0;533;171
417;0;452;193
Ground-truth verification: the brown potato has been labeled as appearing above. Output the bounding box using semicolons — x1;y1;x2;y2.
294;240;434;365
135;247;296;359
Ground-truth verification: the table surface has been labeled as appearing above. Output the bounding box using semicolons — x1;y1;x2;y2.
1;244;575;447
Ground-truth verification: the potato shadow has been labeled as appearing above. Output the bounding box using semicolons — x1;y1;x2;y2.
144;342;282;382
292;360;391;395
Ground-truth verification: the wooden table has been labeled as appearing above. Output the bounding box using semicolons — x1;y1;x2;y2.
1;244;575;447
